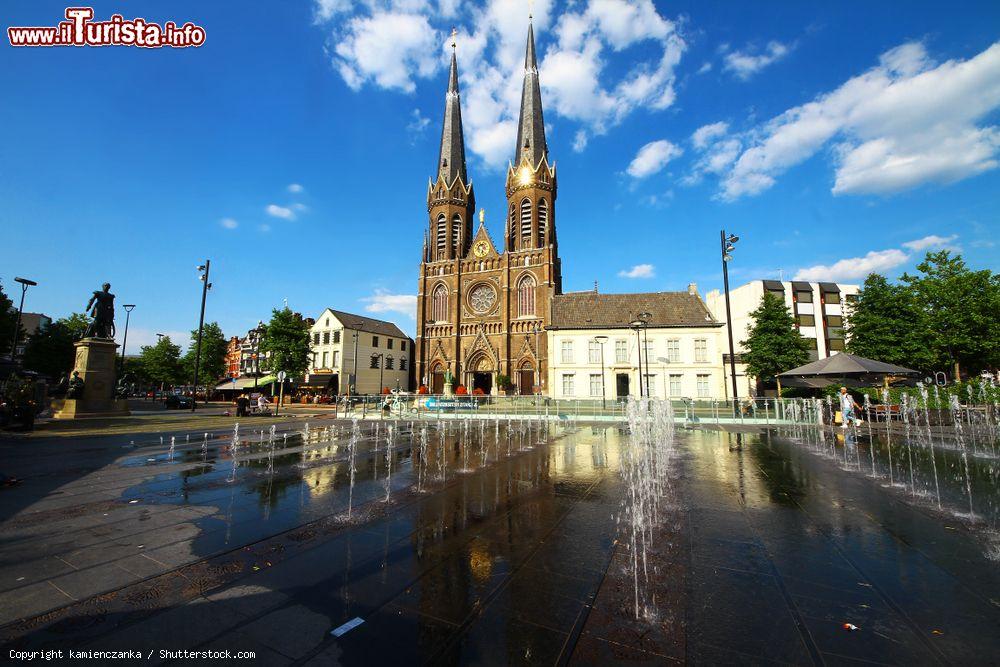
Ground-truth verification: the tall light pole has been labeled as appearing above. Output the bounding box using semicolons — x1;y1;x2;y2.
155;333;165;400
629;312;651;398
639;311;651;398
253;322;265;391
191;260;212;412
594;335;608;408
351;331;359;395
721;230;740;416
657;357;670;399
9;277;37;361
119;304;136;374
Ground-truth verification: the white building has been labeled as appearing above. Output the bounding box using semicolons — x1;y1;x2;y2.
304;309;413;395
705;280;860;396
546;287;726;400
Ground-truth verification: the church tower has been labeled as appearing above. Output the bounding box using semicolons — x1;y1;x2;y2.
416;21;561;396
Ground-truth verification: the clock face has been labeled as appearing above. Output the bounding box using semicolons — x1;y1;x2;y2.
473;241;489;258
469;284;497;313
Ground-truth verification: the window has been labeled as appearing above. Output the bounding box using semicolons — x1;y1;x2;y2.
694;339;708;363
400;340;406;351
824;292;841;305
794;290;813;303
387;339;394;350
325;318;329;327
385;356;394;370
643;375;656;397
666;339;680;363
561;374;575;396
669;374;682;397
372;336;379;347
321;351;328;368
517;274;536;317
829;338;846;351
451;215;462;255
696;374;711;398
313;332;320;344
322;332;330;344
435;214;447;259
370;355;380;369
845;294;859;304
615;340;628;363
538;199;548;246
588;340;601;364
508;203;517;250
432;284;448;322
826;315;843;327
400;357;407;370
332;351;339;367
642;340;655;362
589;374;603;397
561;340;574;364
520;198;532;248
333;330;341;344
797;314;816;327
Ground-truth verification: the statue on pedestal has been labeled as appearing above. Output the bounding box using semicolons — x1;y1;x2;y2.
84;282;116;339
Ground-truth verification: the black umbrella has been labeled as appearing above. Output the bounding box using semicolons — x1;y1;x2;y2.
777;353;919;389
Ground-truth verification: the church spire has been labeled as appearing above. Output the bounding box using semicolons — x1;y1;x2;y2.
437;30;468;186
514;20;547;167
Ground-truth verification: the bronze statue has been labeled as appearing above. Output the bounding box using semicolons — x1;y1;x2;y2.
84;282;116;339
66;371;85;399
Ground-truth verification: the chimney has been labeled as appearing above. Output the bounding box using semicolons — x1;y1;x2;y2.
687;282;698;296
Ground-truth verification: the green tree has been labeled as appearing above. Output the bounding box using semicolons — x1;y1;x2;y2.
139;336;183;387
845;274;937;372
21;313;89;378
0;280;23;357
740;291;811;391
260;308;311;378
900;251;1000;379
181;322;228;386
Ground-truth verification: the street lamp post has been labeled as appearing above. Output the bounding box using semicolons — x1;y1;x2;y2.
721;230;740;416
594;335;608;409
628;312;651;398
155;333;165;400
119;304;136;374
657;357;670;400
8;277;37;361
253;322;265;391
351;332;359;396
191;260;212;412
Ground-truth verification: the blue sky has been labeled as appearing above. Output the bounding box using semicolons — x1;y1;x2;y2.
2;1;998;352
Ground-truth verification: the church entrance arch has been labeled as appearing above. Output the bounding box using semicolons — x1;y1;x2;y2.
467;354;494;395
517;360;535;395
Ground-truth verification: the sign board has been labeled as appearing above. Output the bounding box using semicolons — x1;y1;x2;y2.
277;370;287;382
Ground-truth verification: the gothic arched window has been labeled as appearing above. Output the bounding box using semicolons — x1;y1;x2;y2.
432;284;448;322
451;214;463;256
517;274;536;318
538;199;548;247
520;198;532;249
435;214;447;260
508;203;516;251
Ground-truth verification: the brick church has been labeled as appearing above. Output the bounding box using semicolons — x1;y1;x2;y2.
415;21;560;395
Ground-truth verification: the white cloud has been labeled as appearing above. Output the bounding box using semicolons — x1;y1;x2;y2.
692;121;728;150
902;234;959;252
220;217;238;230
618;263;656;279
723;41;790;80
287;183;304;194
314;0;686;169
696;62;712;75
362;290;418;318
406;107;430;142
266;204;296;220
259;224;272;233
684;122;741;185
720;41;1000;200
794;234;961;281
626;139;682;178
794;249;909;282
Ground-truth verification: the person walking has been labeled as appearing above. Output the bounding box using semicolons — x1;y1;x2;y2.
236;393;249;417
839;386;862;428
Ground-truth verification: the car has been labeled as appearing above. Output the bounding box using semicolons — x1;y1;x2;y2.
164;395;194;409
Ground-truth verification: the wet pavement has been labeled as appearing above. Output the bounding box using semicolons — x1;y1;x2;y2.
1;417;998;665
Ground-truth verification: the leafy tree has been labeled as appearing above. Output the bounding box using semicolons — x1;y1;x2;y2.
740;291;810;391
845;274;937;372
122;355;152;386
139;336;183;387
260;307;311;378
900;251;1000;379
0;280;23;357
181;322;228;386
21;313;89;378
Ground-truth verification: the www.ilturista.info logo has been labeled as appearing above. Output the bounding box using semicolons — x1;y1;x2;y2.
8;7;206;48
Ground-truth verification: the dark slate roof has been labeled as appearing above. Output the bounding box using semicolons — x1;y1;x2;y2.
550;292;720;329
514;22;547;166
326;310;410;339
436;50;468;185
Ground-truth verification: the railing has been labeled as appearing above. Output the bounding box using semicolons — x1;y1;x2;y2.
326;394;832;426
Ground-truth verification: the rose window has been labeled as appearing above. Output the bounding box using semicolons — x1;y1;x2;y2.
469;284;497;313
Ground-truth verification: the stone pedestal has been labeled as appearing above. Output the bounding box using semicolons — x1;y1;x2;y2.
51;338;130;419
443;381;454;396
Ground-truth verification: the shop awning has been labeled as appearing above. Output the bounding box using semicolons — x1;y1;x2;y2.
300;373;337;388
214;376;276;391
